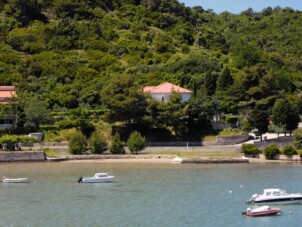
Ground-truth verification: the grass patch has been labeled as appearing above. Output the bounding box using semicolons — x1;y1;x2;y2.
43;128;77;142
203;128;244;142
144;151;241;158
44;148;70;156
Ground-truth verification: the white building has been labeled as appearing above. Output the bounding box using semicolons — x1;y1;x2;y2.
143;82;192;102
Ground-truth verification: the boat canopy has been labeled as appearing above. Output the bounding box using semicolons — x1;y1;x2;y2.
263;189;287;196
94;173;109;177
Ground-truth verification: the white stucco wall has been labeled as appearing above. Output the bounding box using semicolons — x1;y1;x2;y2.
151;93;191;102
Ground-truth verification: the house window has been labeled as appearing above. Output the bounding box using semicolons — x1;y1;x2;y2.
161;97;164;101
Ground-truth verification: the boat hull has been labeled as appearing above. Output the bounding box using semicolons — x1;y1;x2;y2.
80;176;114;183
247;189;302;205
246;209;281;217
253;197;302;205
242;206;281;217
1;178;30;183
82;178;114;183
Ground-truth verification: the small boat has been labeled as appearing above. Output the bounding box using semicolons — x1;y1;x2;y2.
242;206;281;217
171;156;183;163
78;173;114;183
1;177;30;183
246;188;302;205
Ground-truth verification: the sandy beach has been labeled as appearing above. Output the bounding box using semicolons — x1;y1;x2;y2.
65;158;173;163
47;154;176;163
51;155;302;164
47;154;288;164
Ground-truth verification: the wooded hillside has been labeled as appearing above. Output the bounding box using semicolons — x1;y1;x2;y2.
1;0;302;139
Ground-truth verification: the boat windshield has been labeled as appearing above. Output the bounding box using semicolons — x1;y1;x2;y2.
95;173;108;177
264;189;288;196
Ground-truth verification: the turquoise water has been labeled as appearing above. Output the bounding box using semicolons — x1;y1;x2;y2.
0;162;302;226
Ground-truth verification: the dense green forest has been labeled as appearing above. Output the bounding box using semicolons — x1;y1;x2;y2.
1;0;302;141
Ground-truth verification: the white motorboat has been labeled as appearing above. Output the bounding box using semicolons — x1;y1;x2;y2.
1;177;30;183
242;205;281;217
247;188;302;204
78;173;114;183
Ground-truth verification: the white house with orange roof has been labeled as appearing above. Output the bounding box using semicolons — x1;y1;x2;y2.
143;82;192;102
0;86;17;128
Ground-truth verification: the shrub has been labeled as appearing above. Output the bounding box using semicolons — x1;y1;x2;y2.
0;134;38;150
282;145;298;156
89;130;107;154
0;135;19;150
241;144;260;156
298;150;302;158
263;144;281;160
19;136;38;146
225;115;238;125
56;119;76;129
241;120;252;132
293;128;302;149
68;130;87;154
110;133;125;154
127;131;145;154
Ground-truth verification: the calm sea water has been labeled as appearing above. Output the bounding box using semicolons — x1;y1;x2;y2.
0;161;302;227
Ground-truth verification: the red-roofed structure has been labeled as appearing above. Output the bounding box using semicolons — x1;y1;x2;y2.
0;86;17;104
143;82;192;102
0;86;17;128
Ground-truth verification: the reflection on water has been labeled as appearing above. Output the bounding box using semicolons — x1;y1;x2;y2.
0;162;302;226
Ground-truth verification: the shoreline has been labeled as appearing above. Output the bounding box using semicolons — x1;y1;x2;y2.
46;155;302;164
0;151;301;164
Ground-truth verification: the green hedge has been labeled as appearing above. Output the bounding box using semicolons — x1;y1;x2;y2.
263;144;281;160
241;144;261;156
0;134;38;150
282;145;298;156
68;130;87;154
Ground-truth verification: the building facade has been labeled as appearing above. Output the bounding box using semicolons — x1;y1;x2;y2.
143;82;192;102
0;86;17;129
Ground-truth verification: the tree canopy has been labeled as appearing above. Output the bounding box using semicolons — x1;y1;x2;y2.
0;0;301;141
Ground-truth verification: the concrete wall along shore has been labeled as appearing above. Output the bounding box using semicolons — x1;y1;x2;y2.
254;136;293;149
0;151;46;162
259;154;301;161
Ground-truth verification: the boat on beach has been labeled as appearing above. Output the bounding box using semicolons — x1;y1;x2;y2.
78;173;115;183
171;156;183;163
246;188;302;204
242;206;281;217
1;177;30;183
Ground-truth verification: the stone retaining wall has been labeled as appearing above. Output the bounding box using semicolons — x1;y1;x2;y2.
216;133;249;144
147;133;249;147
203;133;249;146
255;136;293;149
259;154;301;161
0;151;46;162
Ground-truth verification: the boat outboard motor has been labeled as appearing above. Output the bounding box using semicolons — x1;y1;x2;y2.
78;176;83;183
242;208;251;215
246;194;258;204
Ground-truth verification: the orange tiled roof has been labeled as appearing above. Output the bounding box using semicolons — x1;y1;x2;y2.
0;86;15;91
143;82;192;93
0;86;17;100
